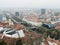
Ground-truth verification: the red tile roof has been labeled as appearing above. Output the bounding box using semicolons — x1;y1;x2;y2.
14;24;25;30
44;38;60;45
25;15;40;23
55;25;60;29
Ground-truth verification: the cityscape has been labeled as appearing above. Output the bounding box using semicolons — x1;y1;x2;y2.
0;8;60;45
0;0;60;45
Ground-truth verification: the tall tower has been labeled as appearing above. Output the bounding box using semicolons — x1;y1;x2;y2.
41;9;46;15
15;12;19;16
19;12;23;19
0;15;3;21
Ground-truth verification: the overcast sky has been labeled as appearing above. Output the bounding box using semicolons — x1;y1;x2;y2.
0;0;60;8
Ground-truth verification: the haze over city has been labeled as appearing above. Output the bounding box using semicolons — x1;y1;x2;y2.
0;0;60;9
0;0;60;45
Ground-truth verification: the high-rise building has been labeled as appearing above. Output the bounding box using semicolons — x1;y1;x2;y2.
41;9;46;15
0;15;3;20
15;12;19;16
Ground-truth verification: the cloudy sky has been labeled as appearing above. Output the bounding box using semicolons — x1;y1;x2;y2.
0;0;60;8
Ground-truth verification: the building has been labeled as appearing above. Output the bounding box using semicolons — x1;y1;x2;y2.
41;9;46;15
0;23;42;45
15;12;19;16
0;15;3;21
0;15;8;23
9;19;14;26
42;38;60;45
42;23;56;29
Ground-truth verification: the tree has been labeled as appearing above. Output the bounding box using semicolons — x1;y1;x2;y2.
49;28;58;39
